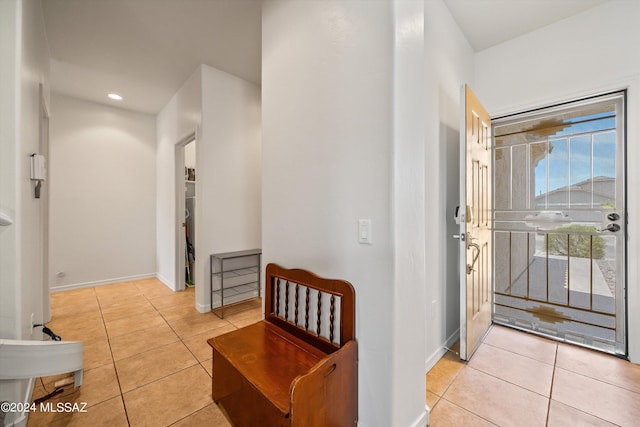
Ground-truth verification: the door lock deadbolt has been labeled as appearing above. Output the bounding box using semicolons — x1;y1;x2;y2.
607;212;620;221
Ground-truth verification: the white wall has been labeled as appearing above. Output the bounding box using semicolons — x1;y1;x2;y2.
423;0;475;369
49;95;157;291
262;1;397;425
156;67;202;289
391;1;428;425
196;65;262;310
0;0;50;424
474;0;640;362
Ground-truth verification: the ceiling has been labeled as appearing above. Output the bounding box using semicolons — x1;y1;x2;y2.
41;0;262;114
41;0;608;115
443;0;608;51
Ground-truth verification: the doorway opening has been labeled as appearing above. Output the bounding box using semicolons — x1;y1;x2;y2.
184;140;196;288
175;132;197;293
491;91;627;356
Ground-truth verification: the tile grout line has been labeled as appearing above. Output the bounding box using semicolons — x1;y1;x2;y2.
463;363;552;400
99;286;133;427
481;340;557;366
49;280;259;426
438;396;500;426
544;344;558;426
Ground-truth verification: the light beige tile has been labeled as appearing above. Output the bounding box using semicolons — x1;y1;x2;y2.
104;310;168;338
170;402;231;427
426;352;466;396
556;343;640;394
135;280;175;299
444;367;548;427
100;298;156;322
148;291;195;309
482;325;557;365
51;287;96;300
46;309;105;333
429;398;497;427
182;324;237;362
468;343;554;396
109;322;179;361
426;390;440;410
50;288;98;311
47;396;128;427
48;363;121;409
94;281;141;296
83;338;113;371
201;359;213;377
168;312;231;339
547;400;618;427
552;367;640;426
216;298;261;317
52;321;107;342
227;311;262;328
116;341;198;392
124;365;212;427
97;292;147;309
157;302;203;322
50;297;101;316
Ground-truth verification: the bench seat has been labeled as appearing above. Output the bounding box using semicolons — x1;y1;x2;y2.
209;320;325;415
208;263;358;426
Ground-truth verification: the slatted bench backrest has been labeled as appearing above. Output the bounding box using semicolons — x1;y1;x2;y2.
264;263;356;354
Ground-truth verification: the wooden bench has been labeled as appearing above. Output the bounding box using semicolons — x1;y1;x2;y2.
208;263;357;426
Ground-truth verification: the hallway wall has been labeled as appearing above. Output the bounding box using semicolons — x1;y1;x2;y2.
49;94;157;291
262;1;395;425
0;0;50;424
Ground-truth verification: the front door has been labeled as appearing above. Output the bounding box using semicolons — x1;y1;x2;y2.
458;85;493;360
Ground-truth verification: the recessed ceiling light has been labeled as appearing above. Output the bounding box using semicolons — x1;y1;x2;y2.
107;93;123;101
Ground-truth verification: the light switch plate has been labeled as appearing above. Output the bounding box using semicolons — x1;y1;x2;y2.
358;219;372;244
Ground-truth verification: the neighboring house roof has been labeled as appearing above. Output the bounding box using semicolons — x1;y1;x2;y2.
535;176;615;205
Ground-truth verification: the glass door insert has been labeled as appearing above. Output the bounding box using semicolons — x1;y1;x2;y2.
492;91;626;356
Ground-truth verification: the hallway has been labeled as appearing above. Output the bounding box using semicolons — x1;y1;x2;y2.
427;325;640;426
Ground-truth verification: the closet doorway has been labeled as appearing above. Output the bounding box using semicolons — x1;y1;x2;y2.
175;133;197;292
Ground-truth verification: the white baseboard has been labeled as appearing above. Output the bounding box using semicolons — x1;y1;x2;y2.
155;272;175;291
196;301;211;313
50;273;157;293
425;328;460;373
410;406;429;427
356;405;429;427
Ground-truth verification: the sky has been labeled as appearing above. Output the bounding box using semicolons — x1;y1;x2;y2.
533;114;616;198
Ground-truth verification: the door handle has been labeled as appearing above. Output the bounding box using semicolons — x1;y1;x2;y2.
599;223;620;232
466;242;480;275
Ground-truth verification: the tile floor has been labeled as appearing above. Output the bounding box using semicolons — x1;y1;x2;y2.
27;278;261;426
427;325;640;426
27;278;640;426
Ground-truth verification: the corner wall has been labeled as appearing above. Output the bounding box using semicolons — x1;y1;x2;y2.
0;0;50;424
195;65;262;310
474;0;640;362
156;65;261;313
262;1;395;425
156;67;202;290
423;0;475;369
48;95;157;291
